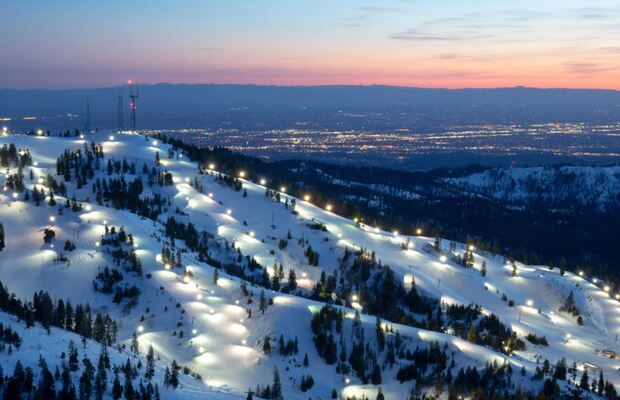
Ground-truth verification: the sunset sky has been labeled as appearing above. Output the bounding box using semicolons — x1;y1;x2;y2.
1;0;619;89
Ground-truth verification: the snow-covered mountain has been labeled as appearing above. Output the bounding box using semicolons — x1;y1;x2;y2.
0;131;617;399
445;166;620;211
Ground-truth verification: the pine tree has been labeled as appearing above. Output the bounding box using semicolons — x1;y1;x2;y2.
262;335;271;355
259;290;268;315
213;268;219;285
169;360;180;389
288;269;297;290
480;260;487;277
271;367;282;400
145;345;155;380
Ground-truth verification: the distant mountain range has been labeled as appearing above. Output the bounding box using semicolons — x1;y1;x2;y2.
1;84;619;130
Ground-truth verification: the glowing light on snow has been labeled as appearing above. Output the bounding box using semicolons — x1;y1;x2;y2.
393;230;399;236
103;220;108;225
615;294;620;300
353;218;359;223
199;346;206;353
604;285;610;292
326;204;333;211
12;193;18;199
351;294;358;302
33;161;39;166
238;171;246;178
408;242;414;249
242;339;247;345
280;186;286;193
137;325;144;333
416;228;423;235
208;163;215;169
208;192;213;198
439;255;447;263
374;227;380;233
109;135;115;141
592;278;598;283
85;205;92;211
153;140;158;146
95;241;100;247
37;129;43;136
579;271;584;277
226;209;232;215
404;274;414;285
49;216;56;223
526;299;534;307
248;231;255;238
38;177;44;184
183;276;190;284
302;272;307;278
259;179;267;185
192;329;198;335
184;177;190;183
345;378;350;384
337;233;342;238
303;194;311;201
196;294;203;300
80;134;85;139
164;263;170;270
468;245;475;251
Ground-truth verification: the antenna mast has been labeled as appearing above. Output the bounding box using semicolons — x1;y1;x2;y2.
128;80;139;132
85;97;91;132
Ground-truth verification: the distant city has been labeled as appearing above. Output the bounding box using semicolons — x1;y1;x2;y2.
157;122;620;170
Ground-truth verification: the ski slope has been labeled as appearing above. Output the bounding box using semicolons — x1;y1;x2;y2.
0;131;618;398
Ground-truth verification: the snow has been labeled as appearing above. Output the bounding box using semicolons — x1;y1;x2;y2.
0;131;618;398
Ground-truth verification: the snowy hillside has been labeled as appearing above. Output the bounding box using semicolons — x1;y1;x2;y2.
0;131;617;399
445;166;620;211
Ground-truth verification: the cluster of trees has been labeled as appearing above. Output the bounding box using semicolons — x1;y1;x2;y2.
531;357;618;400
0;143;31;169
0;322;21;350
0;281;117;346
55;144;103;188
92;176;167;219
249;367;282;400
559;291;583;325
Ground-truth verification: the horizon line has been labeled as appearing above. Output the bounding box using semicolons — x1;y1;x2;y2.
1;82;619;92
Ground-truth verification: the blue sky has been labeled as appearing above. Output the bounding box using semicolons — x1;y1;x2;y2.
1;0;619;89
